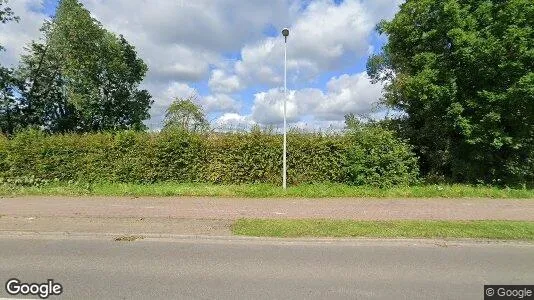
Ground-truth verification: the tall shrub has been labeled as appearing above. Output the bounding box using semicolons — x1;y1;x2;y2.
345;126;419;187
0;128;420;186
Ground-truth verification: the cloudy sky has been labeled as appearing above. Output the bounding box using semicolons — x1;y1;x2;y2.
0;0;403;130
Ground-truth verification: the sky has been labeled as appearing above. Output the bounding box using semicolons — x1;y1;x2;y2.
0;0;403;131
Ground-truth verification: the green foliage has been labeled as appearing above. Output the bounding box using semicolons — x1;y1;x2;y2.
164;96;209;132
0;176;50;187
6;0;152;134
345;125;419;187
0;1;22;135
369;0;534;185
152;129;206;182
0;0;19;52
344;113;360;129
0;0;17;24
202;132;281;184
15;28;80;134
0;66;22;135
0;129;419;186
0;134;7;173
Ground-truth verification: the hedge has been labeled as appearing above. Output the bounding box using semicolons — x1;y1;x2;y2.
0;128;419;187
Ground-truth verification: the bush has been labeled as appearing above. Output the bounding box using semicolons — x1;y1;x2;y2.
0;134;8;175
0;128;419;186
202;132;281;184
345;126;419;187
152;130;205;182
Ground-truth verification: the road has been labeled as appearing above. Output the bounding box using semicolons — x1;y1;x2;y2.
1;235;533;299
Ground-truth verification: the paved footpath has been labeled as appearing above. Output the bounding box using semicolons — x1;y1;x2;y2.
1;196;533;220
1;196;533;236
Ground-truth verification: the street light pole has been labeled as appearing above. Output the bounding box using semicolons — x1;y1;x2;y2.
282;28;289;189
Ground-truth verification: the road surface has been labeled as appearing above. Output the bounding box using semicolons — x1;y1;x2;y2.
0;235;533;299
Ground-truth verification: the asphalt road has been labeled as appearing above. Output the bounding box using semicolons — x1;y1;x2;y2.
1;236;533;299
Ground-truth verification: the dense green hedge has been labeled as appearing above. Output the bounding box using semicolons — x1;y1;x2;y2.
0;128;419;187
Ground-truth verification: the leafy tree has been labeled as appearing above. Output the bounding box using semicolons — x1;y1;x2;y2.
345;125;419;187
0;0;16;18
0;67;23;135
16;24;81;133
16;0;152;133
368;0;534;185
164;95;209;132
344;113;360;130
0;0;18;49
0;0;21;135
0;0;19;36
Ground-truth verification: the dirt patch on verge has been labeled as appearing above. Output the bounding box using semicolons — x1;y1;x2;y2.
114;235;145;242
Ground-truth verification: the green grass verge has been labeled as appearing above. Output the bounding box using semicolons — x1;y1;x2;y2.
232;219;534;240
0;182;533;198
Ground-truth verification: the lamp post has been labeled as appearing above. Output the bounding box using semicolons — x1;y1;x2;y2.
282;28;289;189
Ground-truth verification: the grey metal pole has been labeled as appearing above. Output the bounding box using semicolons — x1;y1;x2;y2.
282;29;289;189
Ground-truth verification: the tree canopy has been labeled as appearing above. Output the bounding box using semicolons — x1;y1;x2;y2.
164;96;209;132
1;0;152;134
0;0;19;45
0;0;20;134
368;0;534;185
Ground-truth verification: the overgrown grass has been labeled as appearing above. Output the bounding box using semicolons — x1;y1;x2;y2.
232;219;534;240
0;182;533;198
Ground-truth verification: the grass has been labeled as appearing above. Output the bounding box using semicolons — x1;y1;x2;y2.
232;219;534;240
0;182;533;198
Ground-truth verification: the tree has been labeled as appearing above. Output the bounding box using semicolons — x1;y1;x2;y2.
344;113;360;130
0;0;21;135
164;95;209;132
0;0;18;52
0;0;17;20
16;24;81;133
16;0;152;133
0;67;23;135
368;0;534;185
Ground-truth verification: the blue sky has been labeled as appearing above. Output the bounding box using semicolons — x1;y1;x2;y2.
42;0;58;15
1;0;402;130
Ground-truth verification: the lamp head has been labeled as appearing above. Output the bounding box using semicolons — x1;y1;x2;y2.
282;28;289;42
282;28;290;37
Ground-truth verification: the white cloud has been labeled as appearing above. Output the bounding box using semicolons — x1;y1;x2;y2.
252;89;298;124
83;0;295;52
162;82;197;101
250;72;384;124
229;0;382;88
315;72;384;120
235;39;284;86
364;0;404;21
213;113;256;131
145;44;217;82
289;0;372;67
0;0;47;67
202;94;241;114
208;69;242;94
81;0;298;84
78;0;299;128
